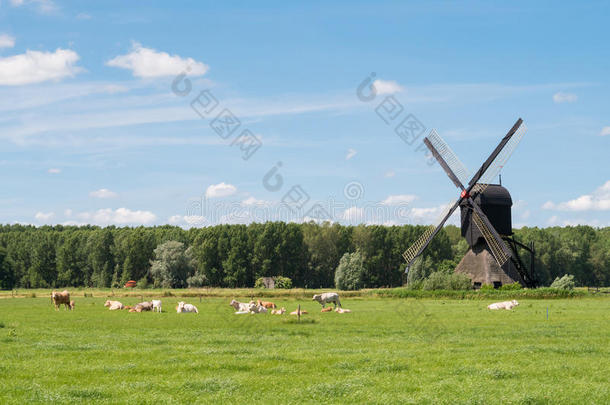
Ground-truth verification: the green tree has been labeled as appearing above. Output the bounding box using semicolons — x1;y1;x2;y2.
334;251;366;290
149;241;195;288
0;246;15;290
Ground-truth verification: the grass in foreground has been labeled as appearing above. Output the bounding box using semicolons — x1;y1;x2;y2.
0;295;609;404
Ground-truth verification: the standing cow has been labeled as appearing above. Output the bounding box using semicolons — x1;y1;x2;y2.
51;290;71;310
312;292;341;309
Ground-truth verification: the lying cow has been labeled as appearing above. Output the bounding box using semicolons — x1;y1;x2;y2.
51;290;71;310
335;307;351;313
230;299;253;312
312;292;341;308
321;307;333;313
104;300;124;310
132;302;153;312
290;308;308;315
152;300;162;313
271;307;286;315
487;300;519;310
257;299;277;309
177;301;198;313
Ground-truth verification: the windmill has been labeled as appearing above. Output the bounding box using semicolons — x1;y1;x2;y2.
403;118;537;288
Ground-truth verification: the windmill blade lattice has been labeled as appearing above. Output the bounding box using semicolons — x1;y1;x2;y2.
426;129;470;188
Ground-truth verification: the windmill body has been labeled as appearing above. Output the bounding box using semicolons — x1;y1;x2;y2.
456;184;526;287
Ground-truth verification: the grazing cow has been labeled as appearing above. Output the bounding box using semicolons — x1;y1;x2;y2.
290;308;308;315
104;300;124;310
257;299;277;309
321;307;333;313
230;299;253;312
312;292;341;308
271;307;286;315
152;300;162;313
51;290;71;310
177;301;198;313
487;300;519;310
335;307;351;313
69;301;75;310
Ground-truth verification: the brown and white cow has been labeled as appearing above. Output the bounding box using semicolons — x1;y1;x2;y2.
51;290;71;310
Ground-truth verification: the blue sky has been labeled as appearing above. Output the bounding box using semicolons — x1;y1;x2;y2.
1;0;608;228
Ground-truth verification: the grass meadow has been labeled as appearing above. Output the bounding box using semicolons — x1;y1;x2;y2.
0;292;608;404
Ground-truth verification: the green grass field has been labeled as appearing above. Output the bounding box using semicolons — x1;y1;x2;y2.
1;293;609;404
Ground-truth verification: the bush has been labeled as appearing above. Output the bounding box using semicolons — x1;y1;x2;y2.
254;276;292;289
334;251;366;290
500;282;522;291
274;276;293;289
187;272;207;288
137;276;150;289
421;271;472;291
550;274;575;290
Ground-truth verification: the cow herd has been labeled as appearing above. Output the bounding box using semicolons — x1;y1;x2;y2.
52;290;521;315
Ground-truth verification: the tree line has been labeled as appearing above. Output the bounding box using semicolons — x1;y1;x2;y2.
0;223;607;290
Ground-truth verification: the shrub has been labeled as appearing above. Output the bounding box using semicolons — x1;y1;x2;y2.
421;271;472;291
254;276;292;289
334;251;366;290
187;272;207;288
500;282;522;291
137;276;149;289
274;276;292;289
550;274;575;290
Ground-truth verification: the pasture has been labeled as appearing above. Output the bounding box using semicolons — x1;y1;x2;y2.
0;294;609;404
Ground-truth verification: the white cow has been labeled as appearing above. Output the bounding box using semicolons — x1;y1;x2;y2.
152;300;162;313
335;307;352;313
312;292;341;308
487;300;519;310
230;299;254;312
104;300;124;310
176;301;198;313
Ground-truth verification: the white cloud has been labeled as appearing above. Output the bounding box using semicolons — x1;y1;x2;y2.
373;79;404;95
345;148;357;160
600;127;610;136
542;180;610;211
106;42;209;78
76;12;91;20
521;210;531;220
205;182;237;198
89;188;118;199
553;92;578;103
34;211;54;221
0;34;15;49
0;48;82;86
342;206;364;222
9;0;57;14
381;194;417;205
76;208;156;225
47;168;61;174
64;209;72;217
384;170;396;178
241;196;271;206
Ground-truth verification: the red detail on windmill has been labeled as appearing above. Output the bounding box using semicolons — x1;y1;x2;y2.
460;190;470;199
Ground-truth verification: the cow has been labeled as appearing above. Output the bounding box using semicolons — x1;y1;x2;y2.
321;307;333;313
312;292;341;309
290;308;308;315
256;299;277;309
51;290;71;310
69;301;75;310
271;307;286;315
152;300;162;313
177;301;198;313
335;307;351;313
133;302;153;312
230;299;253;312
104;300;124;310
250;304;268;314
487;300;519;310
